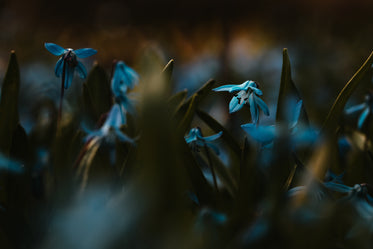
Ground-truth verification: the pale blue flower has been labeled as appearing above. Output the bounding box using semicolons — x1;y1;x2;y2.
185;127;222;155
213;80;269;123
85;103;134;145
111;61;139;115
241;100;316;147
345;94;373;129
45;42;97;89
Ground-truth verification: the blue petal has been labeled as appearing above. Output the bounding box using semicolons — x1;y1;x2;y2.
249;94;259;123
105;104;125;128
76;61;87;79
114;128;134;144
345;103;366;115
254;95;270;116
45;43;66;56
241;123;276;144
74;48;97;58
228;81;250;92
0;154;23;173
292;127;318;147
229;96;244;113
358;107;370;129
64;66;75;89
54;57;64;77
124;65;139;89
213;84;241;92
249;86;263;96
203;131;223;142
324;182;352;193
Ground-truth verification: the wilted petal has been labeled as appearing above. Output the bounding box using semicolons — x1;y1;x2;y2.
76;61;87;79
45;42;66;56
358;107;370;129
241;123;276;144
54;57;64;77
74;48;97;58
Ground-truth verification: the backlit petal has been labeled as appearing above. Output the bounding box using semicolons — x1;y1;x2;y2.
54;57;64;77
76;61;87;79
45;42;66;56
74;48;97;58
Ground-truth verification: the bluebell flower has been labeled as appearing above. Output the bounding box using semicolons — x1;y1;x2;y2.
241;100;316;147
45;42;97;89
185;127;222;155
85;103;134;145
345;93;373;129
213;80;269;123
111;61;139;115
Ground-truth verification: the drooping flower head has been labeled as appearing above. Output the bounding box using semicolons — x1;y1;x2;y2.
345;92;373;129
185;127;222;154
45;43;97;89
111;61;139;115
213;80;269;123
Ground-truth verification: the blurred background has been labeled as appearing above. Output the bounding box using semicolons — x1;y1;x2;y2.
0;0;373;128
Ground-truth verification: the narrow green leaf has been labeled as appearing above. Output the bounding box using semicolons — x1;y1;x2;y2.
276;48;309;125
196;109;241;158
322;50;373;134
168;89;187;115
0;51;20;153
174;79;215;127
177;94;197;134
82;63;113;122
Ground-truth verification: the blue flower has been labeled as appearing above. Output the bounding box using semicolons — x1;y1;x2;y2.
185;127;222;154
345;93;373;129
45;42;97;89
85;103;134;145
213;80;269;123
111;61;139;115
241;100;316;147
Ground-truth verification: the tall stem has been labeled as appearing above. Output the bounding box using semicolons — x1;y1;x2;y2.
58;61;66;127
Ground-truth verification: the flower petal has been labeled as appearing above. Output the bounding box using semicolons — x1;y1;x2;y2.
124;64;139;89
358;107;370;129
249;94;259;123
54;57;64;77
324;182;352;193
76;61;87;79
249;86;263;96
64;66;75;89
74;48;97;58
345;103;367;115
45;43;66;56
114;128;135;144
254;94;270;116
229;96;244;113
228;81;250;92
203;131;223;142
213;84;241;92
241;123;276;144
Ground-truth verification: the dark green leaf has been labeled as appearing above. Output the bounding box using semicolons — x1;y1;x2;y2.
322;50;373;134
276;48;309;125
196;109;241;158
168;89;188;116
82;63;113;122
0;51;20;153
162;59;174;86
177;94;197;134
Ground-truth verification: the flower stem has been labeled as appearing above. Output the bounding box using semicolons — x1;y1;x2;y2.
203;143;219;193
58;61;66;127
